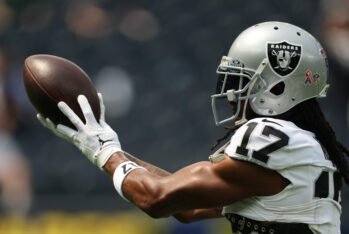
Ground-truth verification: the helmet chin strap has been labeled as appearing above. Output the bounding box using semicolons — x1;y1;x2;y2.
236;58;268;125
235;103;248;125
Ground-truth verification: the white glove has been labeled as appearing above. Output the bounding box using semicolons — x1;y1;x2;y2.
37;93;122;169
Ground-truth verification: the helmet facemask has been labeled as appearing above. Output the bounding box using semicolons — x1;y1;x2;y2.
211;56;268;126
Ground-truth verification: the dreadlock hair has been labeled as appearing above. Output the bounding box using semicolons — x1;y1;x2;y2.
212;98;349;185
211;124;240;151
280;98;349;185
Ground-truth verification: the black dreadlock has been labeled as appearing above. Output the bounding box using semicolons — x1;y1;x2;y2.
288;99;349;185
211;125;241;151
212;98;349;185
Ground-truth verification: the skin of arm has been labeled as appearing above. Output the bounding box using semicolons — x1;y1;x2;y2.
104;151;222;222
122;151;171;177
103;151;289;222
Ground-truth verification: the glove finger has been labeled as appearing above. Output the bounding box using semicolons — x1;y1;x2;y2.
37;113;49;128
78;95;97;125
37;113;72;140
57;124;77;139
37;113;55;131
97;93;106;124
58;101;84;130
45;117;57;130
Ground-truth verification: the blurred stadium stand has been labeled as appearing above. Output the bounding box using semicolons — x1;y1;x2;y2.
0;0;348;233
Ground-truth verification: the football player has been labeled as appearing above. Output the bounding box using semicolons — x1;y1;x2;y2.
38;22;348;233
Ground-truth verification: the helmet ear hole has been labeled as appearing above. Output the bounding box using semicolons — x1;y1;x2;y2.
270;82;285;95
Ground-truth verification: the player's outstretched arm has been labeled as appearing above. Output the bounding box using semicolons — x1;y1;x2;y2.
37;94;224;221
37;94;288;222
102;151;287;220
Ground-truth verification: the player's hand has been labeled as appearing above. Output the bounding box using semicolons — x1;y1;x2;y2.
37;93;122;169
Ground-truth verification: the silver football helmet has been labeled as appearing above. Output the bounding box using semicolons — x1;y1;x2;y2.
212;21;330;126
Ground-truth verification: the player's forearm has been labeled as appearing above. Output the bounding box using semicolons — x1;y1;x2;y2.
103;153;224;220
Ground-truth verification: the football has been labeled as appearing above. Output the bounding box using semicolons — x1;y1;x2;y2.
23;54;100;128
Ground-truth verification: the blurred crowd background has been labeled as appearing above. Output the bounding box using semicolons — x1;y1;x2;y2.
0;0;348;233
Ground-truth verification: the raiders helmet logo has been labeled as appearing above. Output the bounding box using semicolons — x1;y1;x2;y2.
267;41;302;76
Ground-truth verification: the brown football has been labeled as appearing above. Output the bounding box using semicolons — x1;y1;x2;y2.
23;54;100;128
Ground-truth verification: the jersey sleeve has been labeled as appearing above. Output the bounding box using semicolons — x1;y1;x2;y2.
225;118;336;171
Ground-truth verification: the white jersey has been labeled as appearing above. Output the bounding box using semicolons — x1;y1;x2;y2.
222;118;342;234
